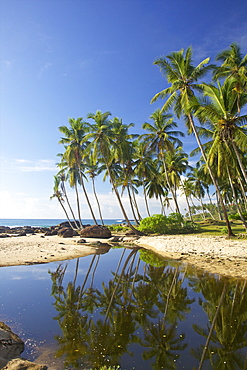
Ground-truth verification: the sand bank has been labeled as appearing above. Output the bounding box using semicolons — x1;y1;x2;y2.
0;233;246;279
136;234;247;279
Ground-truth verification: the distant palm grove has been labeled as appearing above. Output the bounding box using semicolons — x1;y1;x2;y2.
52;44;247;237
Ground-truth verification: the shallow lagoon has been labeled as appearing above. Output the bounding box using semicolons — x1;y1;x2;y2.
0;246;246;369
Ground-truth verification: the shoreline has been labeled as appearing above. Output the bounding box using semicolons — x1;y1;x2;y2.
136;234;247;279
0;233;246;279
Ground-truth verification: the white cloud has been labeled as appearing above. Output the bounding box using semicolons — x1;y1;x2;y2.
0;184;191;220
2;158;57;172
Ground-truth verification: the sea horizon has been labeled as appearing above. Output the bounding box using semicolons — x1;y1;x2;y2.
0;218;124;228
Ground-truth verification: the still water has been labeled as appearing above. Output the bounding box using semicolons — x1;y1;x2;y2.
0;246;246;369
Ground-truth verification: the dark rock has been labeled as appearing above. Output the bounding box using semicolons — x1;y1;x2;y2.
57;221;81;229
17;232;26;237
0;227;10;233
44;229;57;236
0;234;11;238
57;227;74;238
0;322;24;369
80;225;112;239
2;358;48;370
125;229;136;235
77;238;86;244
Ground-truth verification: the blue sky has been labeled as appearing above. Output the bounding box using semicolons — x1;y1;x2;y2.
0;0;246;219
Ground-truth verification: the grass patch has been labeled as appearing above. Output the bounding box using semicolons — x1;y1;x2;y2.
196;219;247;237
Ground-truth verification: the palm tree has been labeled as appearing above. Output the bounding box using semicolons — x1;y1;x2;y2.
165;146;191;215
59;117;98;225
56;170;79;228
141;109;184;214
133;140;158;217
180;178;195;221
85;111;144;235
85;155;105;225
188;167;208;220
151;46;234;236
195;79;247;184
50;175;75;229
56;157;83;228
213;43;247;113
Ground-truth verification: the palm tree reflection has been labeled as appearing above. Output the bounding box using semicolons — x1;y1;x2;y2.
49;248;246;369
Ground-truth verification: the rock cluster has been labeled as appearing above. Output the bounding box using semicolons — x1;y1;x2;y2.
0;322;47;369
0;222;141;242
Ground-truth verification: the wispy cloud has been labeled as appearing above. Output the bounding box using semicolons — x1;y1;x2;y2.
16;159;57;172
1;158;57;172
37;62;52;79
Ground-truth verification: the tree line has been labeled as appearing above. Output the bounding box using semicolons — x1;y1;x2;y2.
51;43;247;237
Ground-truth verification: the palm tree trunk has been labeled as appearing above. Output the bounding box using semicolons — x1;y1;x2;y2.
198;283;227;370
143;180;151;217
104;159;144;236
131;184;142;221
79;170;98;225
61;180;80;229
127;185;140;225
58;198;75;230
231;140;247;184
74;182;83;228
92;177;104;225
199;196;206;220
238;177;247;212
187;113;234;236
159;194;166;215
161;156;181;215
227;167;247;231
206;189;216;220
180;181;193;221
215;191;223;220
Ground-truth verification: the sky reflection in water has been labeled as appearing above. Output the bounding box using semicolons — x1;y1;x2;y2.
0;247;246;369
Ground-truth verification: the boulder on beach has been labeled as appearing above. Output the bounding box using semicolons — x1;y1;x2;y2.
57;227;75;238
80;225;112;239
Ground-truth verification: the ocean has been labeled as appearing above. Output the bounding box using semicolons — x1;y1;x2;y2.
0;218;123;228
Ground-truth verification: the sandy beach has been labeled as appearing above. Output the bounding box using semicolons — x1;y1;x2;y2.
0;233;246;279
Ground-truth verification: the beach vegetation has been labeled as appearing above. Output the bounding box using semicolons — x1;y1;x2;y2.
51;43;246;239
138;213;198;235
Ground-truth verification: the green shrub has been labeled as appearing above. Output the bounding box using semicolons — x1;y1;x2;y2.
220;226;228;234
138;214;169;234
229;212;247;221
107;224;128;232
138;213;199;235
166;212;184;227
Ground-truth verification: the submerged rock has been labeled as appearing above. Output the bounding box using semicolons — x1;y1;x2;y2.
0;322;47;370
2;358;47;369
0;322;24;368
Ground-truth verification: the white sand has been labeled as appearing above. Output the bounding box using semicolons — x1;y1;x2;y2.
136;234;247;279
0;233;246;279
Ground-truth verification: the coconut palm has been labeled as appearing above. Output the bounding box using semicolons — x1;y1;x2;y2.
133;140;158;217
50;175;75;229
188;167;208;220
213;43;247;113
195;79;247;184
59;118;98;225
85;111;143;235
84;155;105;225
56;156;83;228
164;146;191;215
151;46;234;236
180;178;195;221
141;109;184;214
